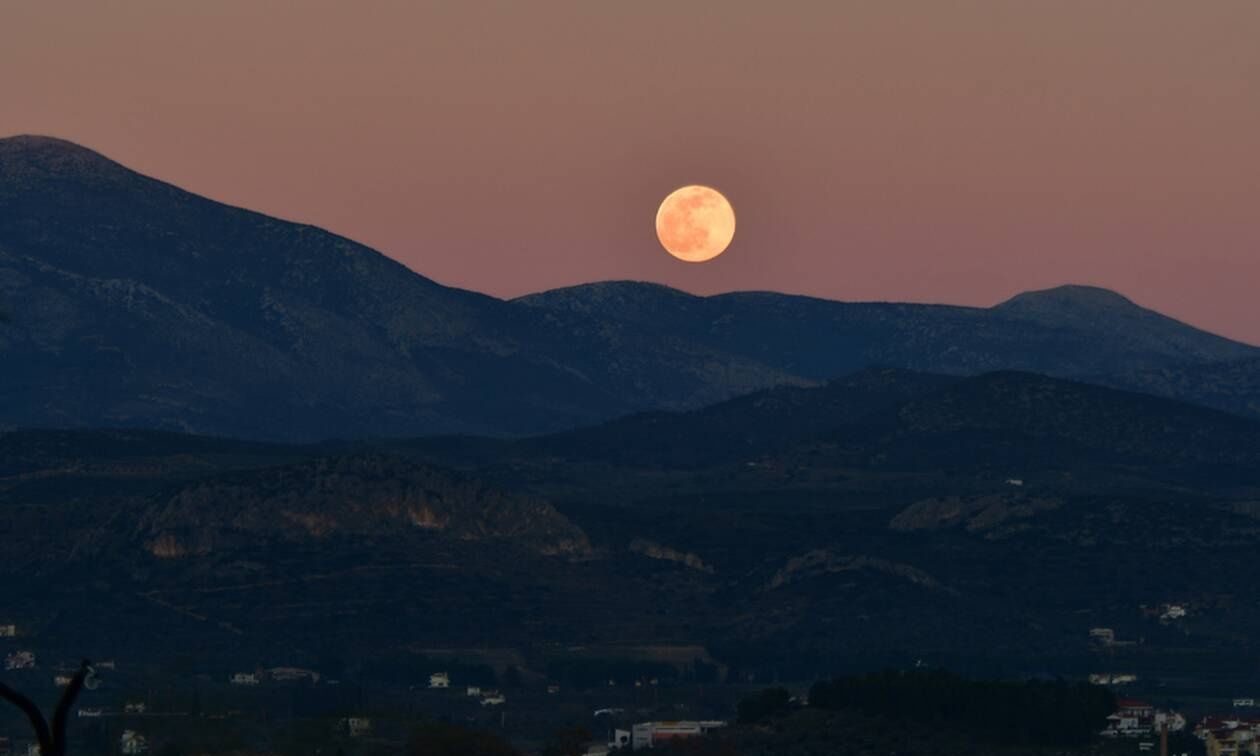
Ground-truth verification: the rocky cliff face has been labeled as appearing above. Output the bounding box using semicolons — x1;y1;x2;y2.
136;454;592;559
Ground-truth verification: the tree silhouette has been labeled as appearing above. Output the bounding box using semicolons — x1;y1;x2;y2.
0;658;92;756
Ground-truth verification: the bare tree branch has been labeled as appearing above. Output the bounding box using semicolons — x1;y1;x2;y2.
0;679;53;753
0;657;92;756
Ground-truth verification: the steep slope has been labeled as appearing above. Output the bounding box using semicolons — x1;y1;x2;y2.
0;136;795;439
993;284;1251;361
1091;356;1260;421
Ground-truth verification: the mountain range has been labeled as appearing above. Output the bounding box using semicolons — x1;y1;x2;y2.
3;134;1259;441
6;133;1260;698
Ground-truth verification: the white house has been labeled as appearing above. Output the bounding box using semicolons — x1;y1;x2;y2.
120;731;148;755
1089;627;1116;645
428;672;450;689
466;685;482;697
268;667;320;684
5;651;35;670
1161;604;1188;622
630;721;727;750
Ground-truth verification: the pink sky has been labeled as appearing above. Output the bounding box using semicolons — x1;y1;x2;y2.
4;1;1258;343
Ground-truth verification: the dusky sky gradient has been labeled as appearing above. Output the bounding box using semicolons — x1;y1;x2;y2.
4;1;1258;343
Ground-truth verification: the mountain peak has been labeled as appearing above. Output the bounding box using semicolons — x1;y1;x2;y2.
0;133;111;161
0;134;127;185
994;285;1138;315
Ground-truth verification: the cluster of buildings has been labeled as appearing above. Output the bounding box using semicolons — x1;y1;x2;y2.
1196;713;1260;756
1098;698;1260;756
584;721;728;753
3;651;34;671
1090;672;1139;686
229;667;321;686
1100;699;1185;739
1138;603;1191;624
427;672;507;706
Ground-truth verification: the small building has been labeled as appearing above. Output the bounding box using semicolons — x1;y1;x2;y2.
268;667;320;684
119;731;148;755
124;702;147;714
77;708;103;718
1206;728;1260;756
428;672;450;689
480;693;507;707
1091;672;1138;686
1236;700;1257;709
1006;479;1025;487
1089;627;1116;645
341;718;373;737
630;721;727;750
229;672;260;686
0;625;16;638
547;684;561;694
466;685;482;697
53;675;73;687
1162;604;1188;622
5;651;35;670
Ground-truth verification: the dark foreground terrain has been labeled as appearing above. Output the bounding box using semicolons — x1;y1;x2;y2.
2;367;1259;752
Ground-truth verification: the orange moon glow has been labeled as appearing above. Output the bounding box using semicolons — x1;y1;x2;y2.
655;185;736;263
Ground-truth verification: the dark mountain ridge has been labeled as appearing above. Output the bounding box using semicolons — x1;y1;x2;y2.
3;134;1259;442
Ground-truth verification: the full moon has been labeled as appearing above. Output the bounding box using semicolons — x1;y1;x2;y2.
655;185;736;263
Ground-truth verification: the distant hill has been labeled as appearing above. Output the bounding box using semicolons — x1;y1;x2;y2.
817;371;1260;483
495;369;1260;487
526;367;959;468
3;134;1258;441
517;281;1257;379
